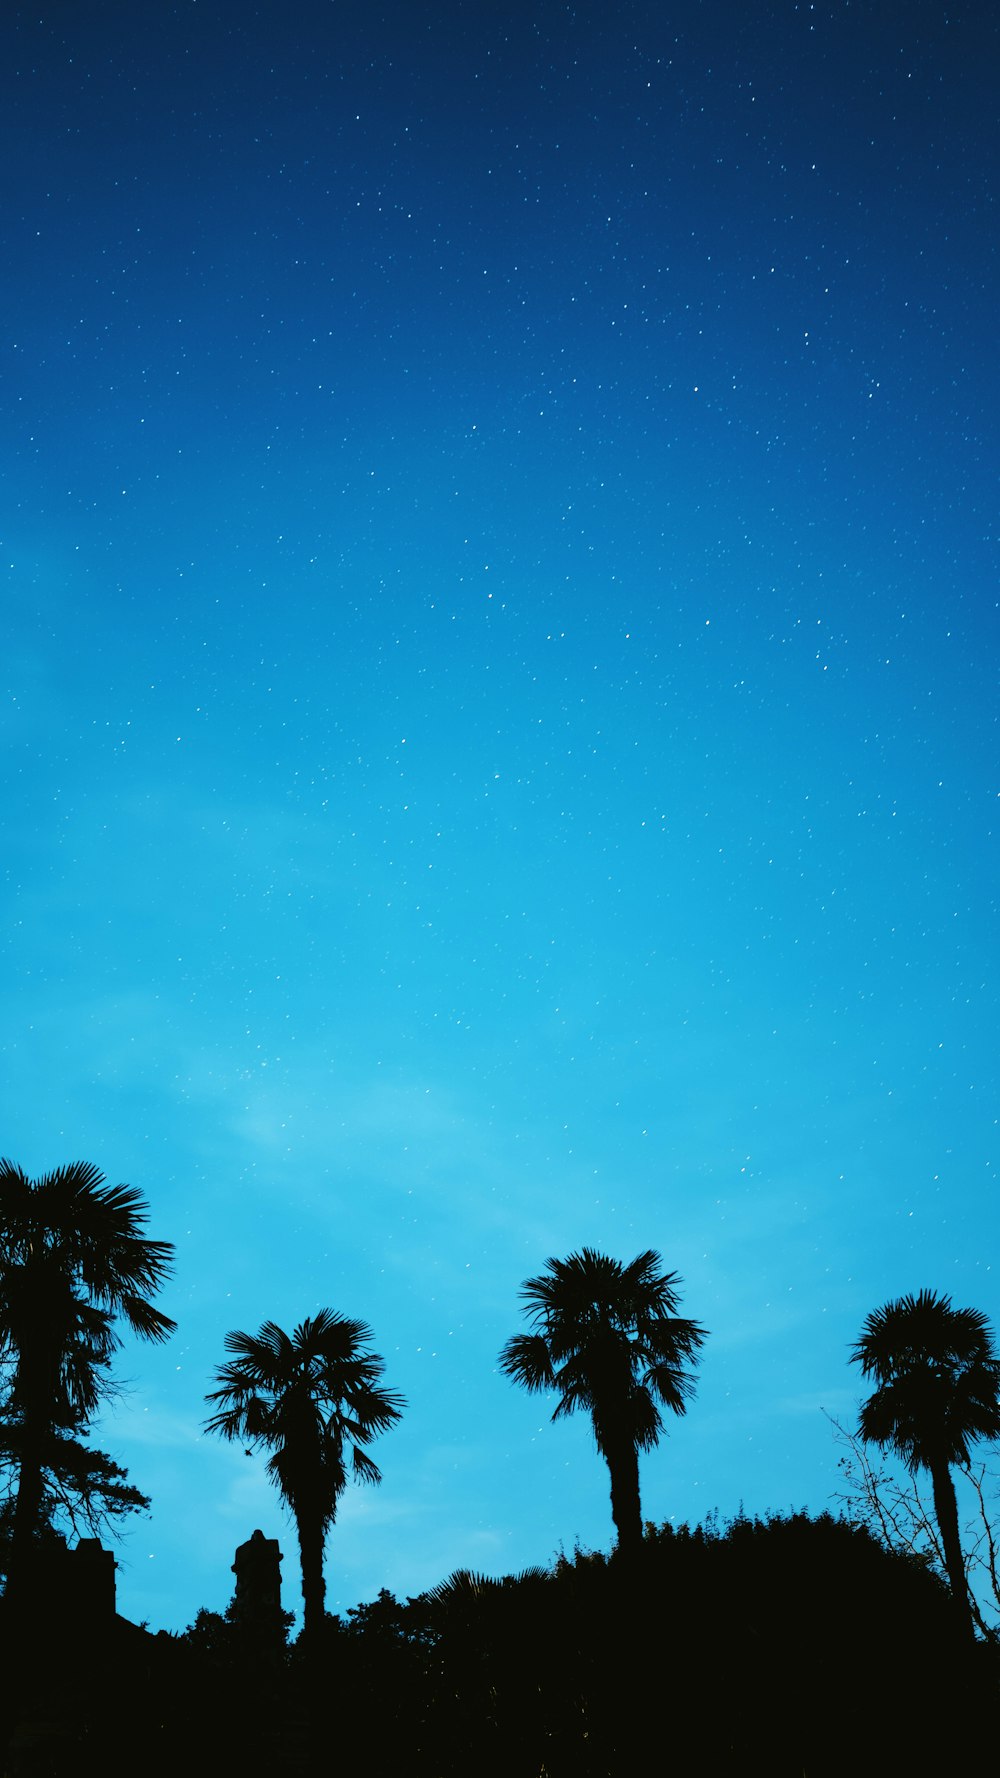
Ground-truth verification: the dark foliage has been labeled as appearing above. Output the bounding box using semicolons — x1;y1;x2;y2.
0;1423;149;1573
1;1510;995;1775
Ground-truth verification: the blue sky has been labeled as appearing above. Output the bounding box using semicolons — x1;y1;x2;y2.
2;0;997;1631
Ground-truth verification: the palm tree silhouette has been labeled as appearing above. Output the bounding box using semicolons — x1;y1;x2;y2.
851;1288;1000;1638
499;1248;707;1555
0;1159;175;1597
205;1311;404;1639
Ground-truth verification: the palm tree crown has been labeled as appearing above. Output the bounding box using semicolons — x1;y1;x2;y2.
499;1248;707;1553
0;1159;175;1350
851;1289;1000;1471
851;1288;1000;1636
205;1310;404;1637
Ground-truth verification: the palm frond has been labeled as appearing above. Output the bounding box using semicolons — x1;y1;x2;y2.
117;1294;177;1344
644;1351;702;1411
351;1446;383;1485
498;1332;556;1393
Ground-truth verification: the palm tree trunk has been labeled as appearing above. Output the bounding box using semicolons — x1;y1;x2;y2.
929;1457;973;1639
5;1346;55;1616
295;1507;327;1641
5;1431;46;1612
605;1437;643;1556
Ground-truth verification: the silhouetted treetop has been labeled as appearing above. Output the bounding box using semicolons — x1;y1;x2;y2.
499;1248;707;1553
851;1287;1000;1640
205;1309;404;1642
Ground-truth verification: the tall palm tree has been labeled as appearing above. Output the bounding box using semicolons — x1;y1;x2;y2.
0;1159;175;1593
851;1289;1000;1638
205;1311;404;1639
499;1249;707;1555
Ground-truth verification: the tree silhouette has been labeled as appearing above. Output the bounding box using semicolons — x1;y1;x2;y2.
851;1288;1000;1638
0;1159;174;1602
205;1310;404;1640
0;1423;150;1574
499;1248;707;1554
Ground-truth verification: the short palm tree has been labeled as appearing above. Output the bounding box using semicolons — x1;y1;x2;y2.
499;1249;707;1555
0;1159;175;1595
851;1289;1000;1638
205;1311;404;1639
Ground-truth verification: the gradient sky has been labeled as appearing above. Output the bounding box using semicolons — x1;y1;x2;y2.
2;0;997;1633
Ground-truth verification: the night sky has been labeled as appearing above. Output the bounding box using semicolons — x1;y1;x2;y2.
3;0;997;1633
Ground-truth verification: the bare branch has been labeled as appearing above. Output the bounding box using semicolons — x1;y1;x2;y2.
826;1411;1000;1631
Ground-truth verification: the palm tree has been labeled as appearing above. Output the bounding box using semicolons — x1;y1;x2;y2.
499;1249;707;1555
0;1159;175;1595
851;1289;1000;1638
205;1311;404;1639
